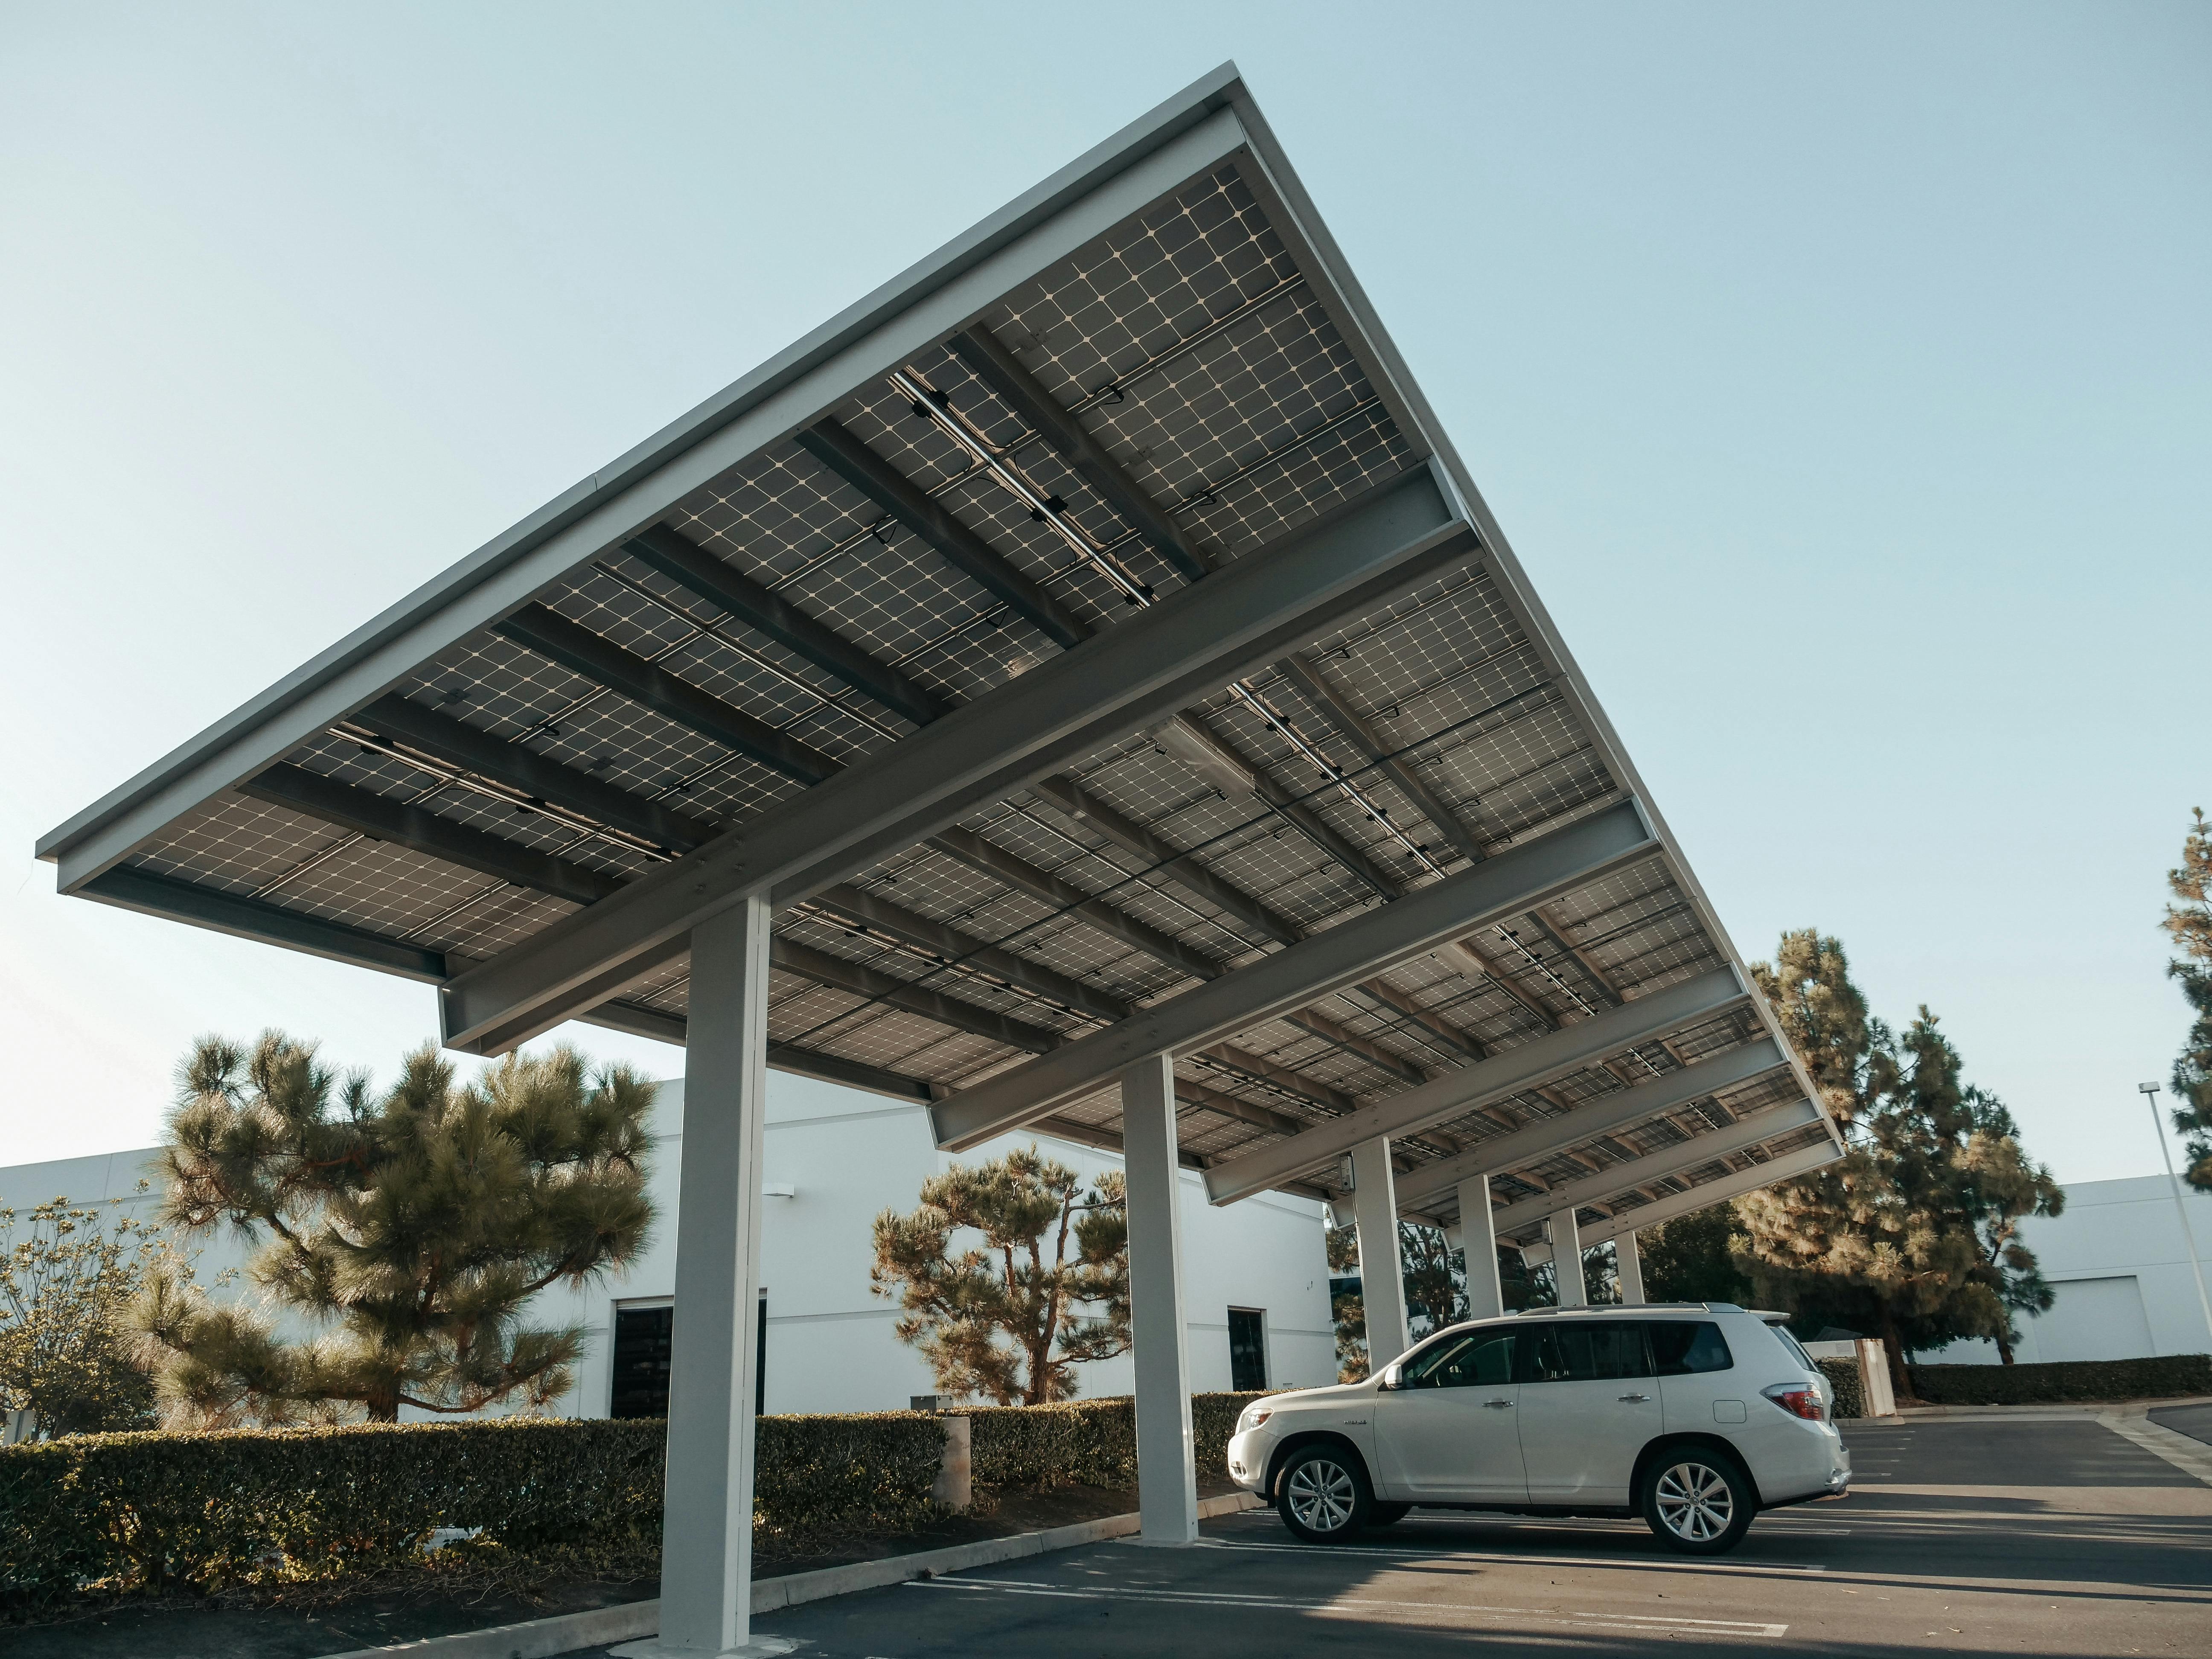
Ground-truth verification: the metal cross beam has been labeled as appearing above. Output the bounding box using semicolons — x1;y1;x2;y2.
240;763;623;907
1202;958;1747;1204
623;523;952;728
1390;1036;1787;1209
927;798;1658;1152
795;418;1089;649
946;325;1211;585
1514;1138;1845;1263
437;466;1471;1053
353;694;719;854
1482;1098;1823;1237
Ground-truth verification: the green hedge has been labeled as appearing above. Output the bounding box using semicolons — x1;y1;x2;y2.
1816;1358;1866;1420
0;1411;944;1608
964;1392;1272;1490
3;1391;1283;1610
1906;1354;2212;1406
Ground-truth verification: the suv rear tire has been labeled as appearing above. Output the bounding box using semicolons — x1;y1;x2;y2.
1277;1443;1372;1543
1639;1447;1755;1554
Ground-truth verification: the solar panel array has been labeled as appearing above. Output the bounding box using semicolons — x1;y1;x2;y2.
92;149;1818;1241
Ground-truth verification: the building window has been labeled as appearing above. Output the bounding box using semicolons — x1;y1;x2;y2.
609;1294;768;1419
610;1304;674;1418
1228;1307;1267;1391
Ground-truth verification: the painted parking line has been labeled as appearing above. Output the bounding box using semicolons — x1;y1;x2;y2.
1181;1536;1828;1574
910;1576;1789;1639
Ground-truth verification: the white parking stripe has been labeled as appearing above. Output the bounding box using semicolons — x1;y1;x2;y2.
1185;1536;1827;1574
910;1576;1788;1638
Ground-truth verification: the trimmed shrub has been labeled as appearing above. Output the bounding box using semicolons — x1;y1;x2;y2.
1817;1358;1865;1420
963;1391;1273;1491
0;1411;944;1609
1906;1354;2211;1406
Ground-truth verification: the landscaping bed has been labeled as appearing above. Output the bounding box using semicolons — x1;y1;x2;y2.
1905;1354;2212;1406
2;1393;1269;1639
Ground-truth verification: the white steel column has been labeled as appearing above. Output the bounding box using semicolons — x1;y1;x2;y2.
630;898;771;1658
1459;1175;1504;1322
1616;1231;1647;1305
1351;1136;1408;1365
1548;1207;1588;1308
1122;1054;1198;1545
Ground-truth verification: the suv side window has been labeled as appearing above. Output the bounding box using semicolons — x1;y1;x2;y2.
1648;1321;1734;1376
1516;1321;1654;1384
1402;1327;1518;1388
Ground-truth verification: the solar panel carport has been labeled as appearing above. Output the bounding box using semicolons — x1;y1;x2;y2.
37;64;1841;1655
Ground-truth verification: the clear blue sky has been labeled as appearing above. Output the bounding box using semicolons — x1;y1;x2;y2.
3;3;2205;1181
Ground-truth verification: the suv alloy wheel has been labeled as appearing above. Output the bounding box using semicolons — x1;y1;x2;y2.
1639;1447;1755;1554
1277;1444;1372;1543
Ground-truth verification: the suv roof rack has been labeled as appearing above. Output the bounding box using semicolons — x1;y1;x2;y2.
1507;1302;1711;1318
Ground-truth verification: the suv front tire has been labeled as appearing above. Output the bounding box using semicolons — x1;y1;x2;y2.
1277;1443;1373;1543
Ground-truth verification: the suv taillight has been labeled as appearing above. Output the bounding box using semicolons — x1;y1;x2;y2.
1762;1383;1825;1422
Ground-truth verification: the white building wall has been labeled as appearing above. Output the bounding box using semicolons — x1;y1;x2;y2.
0;1069;1334;1419
1923;1175;2212;1365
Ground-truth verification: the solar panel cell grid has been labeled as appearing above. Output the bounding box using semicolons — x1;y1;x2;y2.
67;102;1824;1211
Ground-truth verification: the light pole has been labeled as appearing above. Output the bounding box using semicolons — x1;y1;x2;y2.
2140;1081;2212;1348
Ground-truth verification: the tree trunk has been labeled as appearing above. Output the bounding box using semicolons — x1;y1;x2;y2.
1995;1331;2016;1366
367;1391;401;1423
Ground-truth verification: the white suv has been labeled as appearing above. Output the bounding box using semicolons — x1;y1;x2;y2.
1226;1303;1849;1554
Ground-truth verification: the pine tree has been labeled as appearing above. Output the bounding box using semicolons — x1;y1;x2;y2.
1956;1089;2065;1363
870;1147;1127;1405
132;1033;656;1426
2163;808;2212;1189
1637;1203;1752;1305
1732;933;2057;1391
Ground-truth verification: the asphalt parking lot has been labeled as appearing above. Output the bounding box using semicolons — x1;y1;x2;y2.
571;1416;2212;1658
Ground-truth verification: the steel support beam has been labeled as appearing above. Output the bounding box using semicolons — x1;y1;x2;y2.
1275;652;1483;864
497;604;839;786
1351;1136;1409;1365
654;897;769;1655
1458;1175;1503;1321
1485;1098;1824;1238
1616;1231;1647;1305
624;524;950;728
1123;1053;1200;1543
240;764;624;907
929;799;1656;1152
770;937;1065;1056
440;468;1470;1053
1519;1139;1844;1263
809;882;1128;1024
949;326;1210;585
81;865;447;980
1548;1207;1588;1307
795;418;1089;649
356;694;719;854
1205;956;1742;1205
1390;1037;1786;1210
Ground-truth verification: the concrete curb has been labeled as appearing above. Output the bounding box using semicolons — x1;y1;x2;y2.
1895;1394;2212;1423
318;1490;1266;1659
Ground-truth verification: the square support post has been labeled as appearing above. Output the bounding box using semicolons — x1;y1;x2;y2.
1458;1176;1504;1322
1351;1137;1408;1365
1547;1208;1587;1308
626;898;771;1658
1121;1054;1198;1545
1616;1230;1647;1305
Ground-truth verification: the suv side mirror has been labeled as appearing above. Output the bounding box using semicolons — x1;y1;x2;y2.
1375;1362;1404;1390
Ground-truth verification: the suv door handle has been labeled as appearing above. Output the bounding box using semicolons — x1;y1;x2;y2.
1618;1393;1651;1403
1482;1399;1514;1409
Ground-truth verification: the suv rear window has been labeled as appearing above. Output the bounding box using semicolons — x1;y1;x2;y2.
1518;1321;1653;1384
1648;1321;1733;1376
